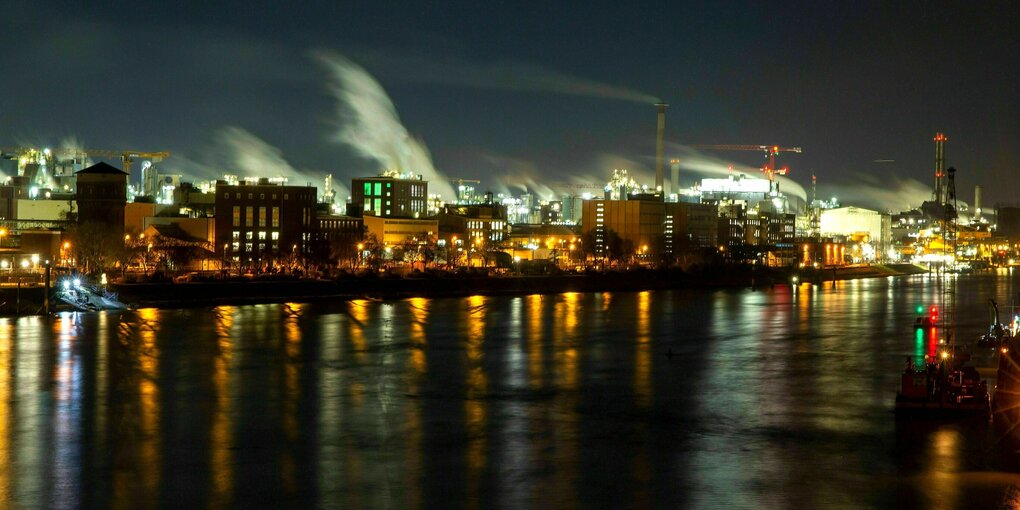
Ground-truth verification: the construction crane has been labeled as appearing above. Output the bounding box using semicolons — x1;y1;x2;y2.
689;144;802;189
448;178;481;187
0;147;170;176
549;182;604;191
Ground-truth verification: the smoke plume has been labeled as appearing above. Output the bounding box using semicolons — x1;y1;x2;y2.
669;144;809;202
172;127;348;200
313;50;456;201
818;174;930;212
354;50;660;104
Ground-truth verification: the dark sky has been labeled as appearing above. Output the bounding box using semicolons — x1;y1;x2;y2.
2;1;1017;209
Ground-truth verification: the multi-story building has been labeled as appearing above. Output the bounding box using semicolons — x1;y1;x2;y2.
76;162;128;237
437;203;509;244
581;196;715;260
314;212;364;264
362;215;438;246
214;179;317;265
350;175;428;218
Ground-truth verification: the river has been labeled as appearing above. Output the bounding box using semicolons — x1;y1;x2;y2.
3;271;1020;508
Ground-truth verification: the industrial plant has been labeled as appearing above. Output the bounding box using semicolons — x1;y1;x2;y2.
0;102;1009;300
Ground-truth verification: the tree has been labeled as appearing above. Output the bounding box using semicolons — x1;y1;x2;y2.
68;222;127;275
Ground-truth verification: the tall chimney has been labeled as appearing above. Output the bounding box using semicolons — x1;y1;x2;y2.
933;132;947;204
974;185;982;219
669;159;680;198
654;103;668;192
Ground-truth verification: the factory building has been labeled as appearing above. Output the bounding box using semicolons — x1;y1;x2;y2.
350;174;428;218
716;203;797;265
820;206;892;257
214;179;317;266
581;196;717;261
437;202;509;244
362;215;438;245
313;212;364;265
508;224;579;261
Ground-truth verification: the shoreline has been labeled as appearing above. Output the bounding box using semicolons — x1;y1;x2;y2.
0;263;930;314
111;263;929;310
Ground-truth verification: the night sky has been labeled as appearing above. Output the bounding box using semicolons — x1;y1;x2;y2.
2;1;1017;210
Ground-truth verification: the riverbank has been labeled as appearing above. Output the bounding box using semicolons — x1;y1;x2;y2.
110;263;930;309
0;263;931;314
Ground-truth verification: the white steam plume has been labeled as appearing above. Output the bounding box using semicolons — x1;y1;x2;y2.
313;50;455;201
173;127;349;200
819;174;930;213
671;144;808;202
482;153;557;200
354;50;660;104
59;136;86;155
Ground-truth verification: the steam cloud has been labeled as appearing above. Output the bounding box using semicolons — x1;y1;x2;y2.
354;50;660;104
171;127;348;200
216;127;350;198
670;144;809;202
818;174;930;213
314;50;456;201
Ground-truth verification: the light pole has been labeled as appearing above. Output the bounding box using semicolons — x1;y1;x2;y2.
356;242;364;269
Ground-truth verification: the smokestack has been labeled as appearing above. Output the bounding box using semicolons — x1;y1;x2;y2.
933;132;947;204
975;185;982;219
654;103;668;192
669;159;680;198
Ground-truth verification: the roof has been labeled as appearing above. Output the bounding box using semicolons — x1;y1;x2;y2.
75;162;128;175
144;223;208;244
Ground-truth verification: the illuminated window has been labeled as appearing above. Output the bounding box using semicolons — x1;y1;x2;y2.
231;231;240;240
271;231;279;240
364;182;372;195
374;183;381;195
245;231;253;240
232;206;240;227
272;207;279;227
259;206;267;227
245;206;253;227
258;231;267;240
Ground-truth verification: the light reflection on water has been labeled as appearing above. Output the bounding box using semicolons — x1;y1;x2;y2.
8;274;1020;507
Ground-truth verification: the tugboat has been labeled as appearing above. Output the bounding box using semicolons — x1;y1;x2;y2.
896;351;990;416
896;167;989;416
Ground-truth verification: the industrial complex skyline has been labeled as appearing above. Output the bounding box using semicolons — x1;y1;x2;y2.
2;2;1018;210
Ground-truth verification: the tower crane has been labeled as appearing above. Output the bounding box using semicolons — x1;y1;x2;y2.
689;144;802;191
0;146;170;176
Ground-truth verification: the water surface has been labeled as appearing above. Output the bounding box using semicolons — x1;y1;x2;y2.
4;271;1020;508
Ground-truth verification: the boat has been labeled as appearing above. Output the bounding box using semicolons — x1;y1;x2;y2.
896;352;990;416
896;167;989;416
977;299;1012;349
